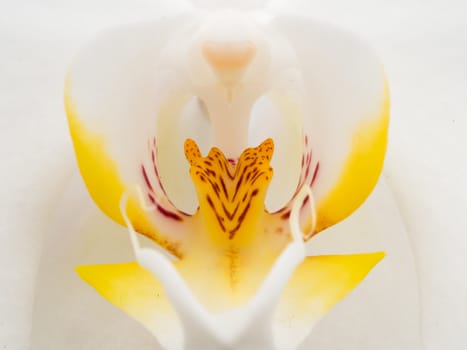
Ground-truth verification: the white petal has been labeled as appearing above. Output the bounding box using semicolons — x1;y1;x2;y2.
66;12;211;220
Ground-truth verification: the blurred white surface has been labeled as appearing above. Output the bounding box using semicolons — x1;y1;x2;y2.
0;0;466;349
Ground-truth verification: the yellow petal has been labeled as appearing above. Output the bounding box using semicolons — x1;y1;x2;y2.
64;19;201;256
315;86;389;232
273;16;389;233
274;252;385;348
76;262;183;350
66;91;183;257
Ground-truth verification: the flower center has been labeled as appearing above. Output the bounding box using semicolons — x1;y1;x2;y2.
119;138;316;349
139;135;319;255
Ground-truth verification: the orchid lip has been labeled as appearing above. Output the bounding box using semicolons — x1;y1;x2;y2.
120;171;315;349
119;137;317;348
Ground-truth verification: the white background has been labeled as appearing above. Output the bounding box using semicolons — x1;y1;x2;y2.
0;0;466;349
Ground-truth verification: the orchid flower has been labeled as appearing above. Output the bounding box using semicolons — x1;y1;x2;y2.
63;2;389;349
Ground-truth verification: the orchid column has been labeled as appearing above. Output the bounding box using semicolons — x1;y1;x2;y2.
65;3;389;350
